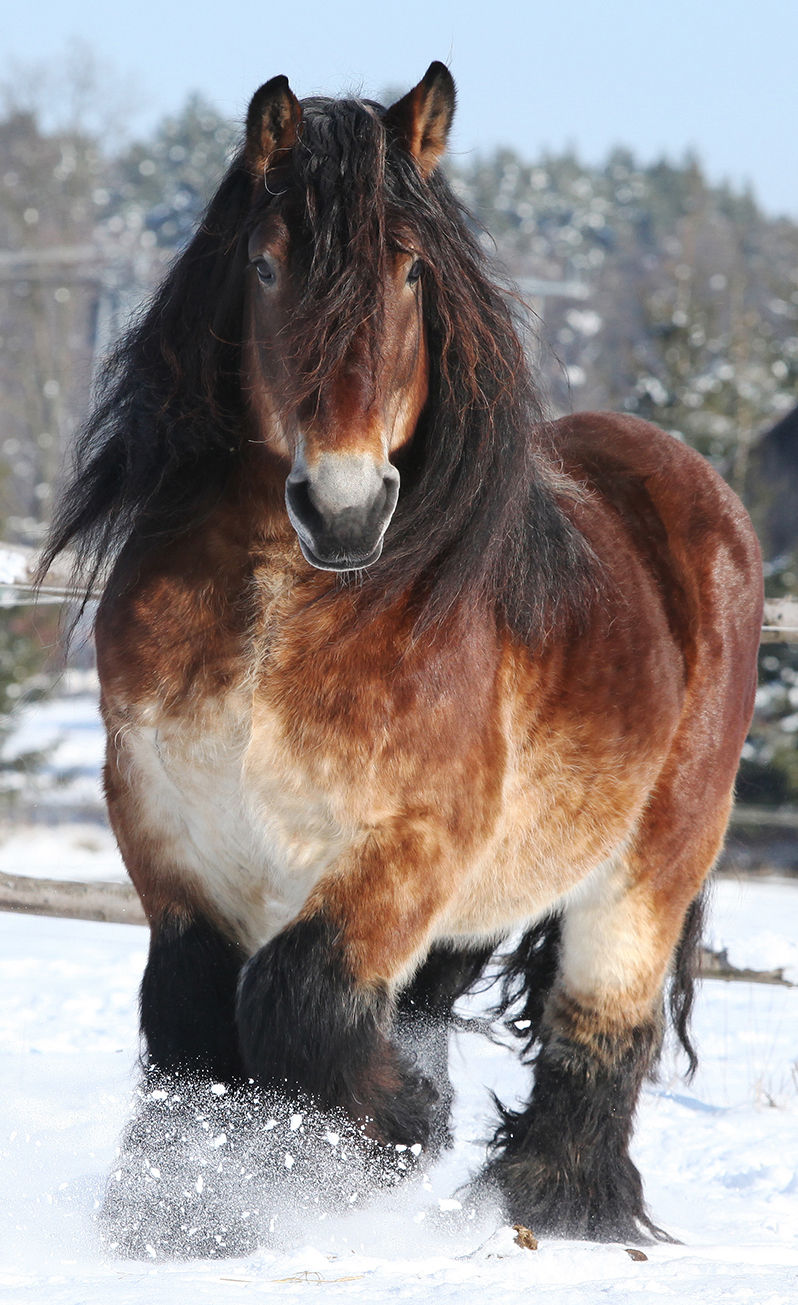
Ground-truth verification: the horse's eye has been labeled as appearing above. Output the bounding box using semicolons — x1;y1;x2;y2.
253;257;276;287
407;259;423;286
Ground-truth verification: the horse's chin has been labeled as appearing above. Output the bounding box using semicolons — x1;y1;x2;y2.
297;538;384;573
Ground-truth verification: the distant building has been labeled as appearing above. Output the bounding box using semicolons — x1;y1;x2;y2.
750;405;798;562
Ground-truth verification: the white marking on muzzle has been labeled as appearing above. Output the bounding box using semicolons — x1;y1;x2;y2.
285;451;400;570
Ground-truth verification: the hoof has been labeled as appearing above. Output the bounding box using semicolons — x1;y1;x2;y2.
478;1153;670;1245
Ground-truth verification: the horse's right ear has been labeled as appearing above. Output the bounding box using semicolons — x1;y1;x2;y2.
245;76;302;178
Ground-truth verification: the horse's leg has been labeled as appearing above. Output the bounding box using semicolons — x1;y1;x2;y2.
102;739;248;1083
486;544;762;1247
485;842;711;1243
395;943;495;1150
235;831;460;1148
139;911;247;1082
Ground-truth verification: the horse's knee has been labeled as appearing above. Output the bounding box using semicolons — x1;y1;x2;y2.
235;914;384;1101
558;868;706;1073
141;913;245;1081
236;913;436;1147
558;868;676;1033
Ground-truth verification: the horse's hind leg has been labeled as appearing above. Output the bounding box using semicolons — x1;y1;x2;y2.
484;848;710;1243
395;943;495;1151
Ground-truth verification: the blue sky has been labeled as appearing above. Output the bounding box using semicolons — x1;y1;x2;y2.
3;0;797;217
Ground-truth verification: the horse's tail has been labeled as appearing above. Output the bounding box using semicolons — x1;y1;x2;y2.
667;887;707;1080
492;913;562;1054
494;888;707;1078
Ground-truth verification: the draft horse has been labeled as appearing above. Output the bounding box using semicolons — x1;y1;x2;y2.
44;63;763;1242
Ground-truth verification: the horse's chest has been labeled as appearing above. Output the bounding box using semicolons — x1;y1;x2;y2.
103;568;504;946
114;653;458;948
114;676;368;949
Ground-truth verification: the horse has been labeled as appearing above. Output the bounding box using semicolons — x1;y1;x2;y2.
42;62;763;1246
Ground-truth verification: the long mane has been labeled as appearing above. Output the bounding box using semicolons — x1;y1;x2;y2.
41;95;594;641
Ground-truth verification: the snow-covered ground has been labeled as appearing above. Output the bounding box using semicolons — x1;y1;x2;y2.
0;823;125;885
1;877;797;1304
1;686;106;816
1;693;797;1301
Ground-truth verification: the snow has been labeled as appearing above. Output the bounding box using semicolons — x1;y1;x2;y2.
2;690;106;814
0;546;34;589
1;877;797;1303
1;693;797;1299
0;685;126;881
707;878;798;986
0;823;126;885
0;824;126;884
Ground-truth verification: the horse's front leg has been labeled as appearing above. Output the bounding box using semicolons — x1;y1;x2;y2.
485;862;705;1243
139;910;247;1082
236;823;451;1148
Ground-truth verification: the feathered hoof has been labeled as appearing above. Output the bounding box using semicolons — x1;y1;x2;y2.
476;1153;675;1246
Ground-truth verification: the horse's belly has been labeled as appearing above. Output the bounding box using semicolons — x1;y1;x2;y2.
111;696;354;952
436;736;661;942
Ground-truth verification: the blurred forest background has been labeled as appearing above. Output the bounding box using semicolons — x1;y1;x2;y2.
0;51;796;847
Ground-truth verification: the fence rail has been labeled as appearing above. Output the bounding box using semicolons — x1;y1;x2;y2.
729;805;798;829
761;597;798;643
1;870;792;986
0;871;145;925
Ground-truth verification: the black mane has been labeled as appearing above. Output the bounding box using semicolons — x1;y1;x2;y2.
41;94;594;641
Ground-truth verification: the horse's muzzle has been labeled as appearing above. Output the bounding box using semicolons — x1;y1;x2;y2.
285;453;400;572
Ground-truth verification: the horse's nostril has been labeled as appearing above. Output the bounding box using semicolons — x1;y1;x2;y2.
285;476;324;536
285;456;400;569
383;468;400;510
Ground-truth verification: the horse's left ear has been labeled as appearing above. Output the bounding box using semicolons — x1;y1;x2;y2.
384;62;455;178
245;75;302;177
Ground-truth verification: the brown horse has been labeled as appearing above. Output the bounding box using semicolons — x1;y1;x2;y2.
43;63;763;1245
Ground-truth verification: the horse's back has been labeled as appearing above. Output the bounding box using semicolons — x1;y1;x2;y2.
554;410;763;636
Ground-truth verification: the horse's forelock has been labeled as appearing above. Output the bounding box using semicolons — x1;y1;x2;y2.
244;99;392;400
239;96;593;639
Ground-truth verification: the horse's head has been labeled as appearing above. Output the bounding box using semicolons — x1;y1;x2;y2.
241;64;455;571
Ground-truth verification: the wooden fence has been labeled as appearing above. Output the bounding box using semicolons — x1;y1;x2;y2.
1;869;791;986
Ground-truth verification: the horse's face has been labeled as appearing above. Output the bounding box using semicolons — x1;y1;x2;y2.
244;217;428;571
241;66;454;573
